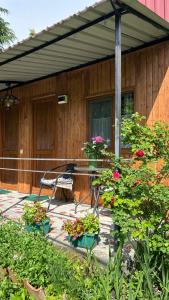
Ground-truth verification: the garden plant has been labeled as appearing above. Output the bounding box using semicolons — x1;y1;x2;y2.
62;213;99;248
94;113;169;299
22;202;51;234
82;136;109;168
0;220;113;300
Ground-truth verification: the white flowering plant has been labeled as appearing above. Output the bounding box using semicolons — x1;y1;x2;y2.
82;136;109;158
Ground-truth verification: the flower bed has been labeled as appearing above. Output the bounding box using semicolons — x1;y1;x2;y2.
0;221;110;299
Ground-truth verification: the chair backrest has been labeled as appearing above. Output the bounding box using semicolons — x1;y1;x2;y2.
62;164;76;179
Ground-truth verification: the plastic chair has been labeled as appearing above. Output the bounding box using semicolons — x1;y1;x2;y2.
38;163;76;210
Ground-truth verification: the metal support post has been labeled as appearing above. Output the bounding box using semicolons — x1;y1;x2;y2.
114;11;122;252
115;12;121;158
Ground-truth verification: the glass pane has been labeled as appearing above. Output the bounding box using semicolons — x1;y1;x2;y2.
121;92;134;148
121;92;134;119
90;99;112;142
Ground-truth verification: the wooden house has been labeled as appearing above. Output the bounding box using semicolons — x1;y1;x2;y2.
0;0;169;202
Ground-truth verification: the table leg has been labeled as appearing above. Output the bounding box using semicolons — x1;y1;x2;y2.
92;186;100;216
74;191;92;214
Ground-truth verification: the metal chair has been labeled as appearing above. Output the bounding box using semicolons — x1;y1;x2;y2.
38;163;76;210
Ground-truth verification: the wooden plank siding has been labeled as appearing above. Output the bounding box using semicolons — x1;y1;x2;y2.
0;40;169;200
138;0;169;22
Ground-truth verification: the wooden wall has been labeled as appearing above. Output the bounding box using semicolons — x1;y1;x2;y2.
0;40;169;199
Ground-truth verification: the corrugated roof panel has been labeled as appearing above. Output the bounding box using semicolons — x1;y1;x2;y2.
0;0;169;91
57;38;113;55
23;54;89;64
39;45;101;59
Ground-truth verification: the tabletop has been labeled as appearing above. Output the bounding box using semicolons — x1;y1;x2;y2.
74;166;107;172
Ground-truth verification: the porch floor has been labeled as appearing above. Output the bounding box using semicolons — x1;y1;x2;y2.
0;190;113;264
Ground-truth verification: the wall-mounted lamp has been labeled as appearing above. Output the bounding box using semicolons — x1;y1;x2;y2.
57;94;68;104
0;83;20;109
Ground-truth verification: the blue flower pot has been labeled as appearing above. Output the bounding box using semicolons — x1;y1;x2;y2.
67;234;99;249
25;220;51;235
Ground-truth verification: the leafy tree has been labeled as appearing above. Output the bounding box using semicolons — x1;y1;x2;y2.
28;28;36;38
0;7;15;49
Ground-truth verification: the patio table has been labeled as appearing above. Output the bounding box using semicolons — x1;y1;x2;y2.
74;166;107;216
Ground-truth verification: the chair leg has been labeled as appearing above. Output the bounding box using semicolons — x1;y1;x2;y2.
47;186;57;211
38;184;43;201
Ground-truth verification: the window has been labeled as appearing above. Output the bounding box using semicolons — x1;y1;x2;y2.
121;92;134;148
121;92;134;120
89;98;112;142
89;92;134;144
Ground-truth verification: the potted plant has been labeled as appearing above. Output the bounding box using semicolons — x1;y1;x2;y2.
62;214;99;249
82;136;109;168
22;202;51;235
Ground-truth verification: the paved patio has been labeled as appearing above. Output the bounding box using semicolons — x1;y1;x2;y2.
0;190;113;264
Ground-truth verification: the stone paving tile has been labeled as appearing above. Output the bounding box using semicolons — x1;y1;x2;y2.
0;190;113;264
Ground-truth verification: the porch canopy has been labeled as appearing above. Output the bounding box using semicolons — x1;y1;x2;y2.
0;0;169;155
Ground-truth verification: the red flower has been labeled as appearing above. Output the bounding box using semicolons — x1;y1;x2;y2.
135;150;145;157
112;171;120;180
133;179;141;187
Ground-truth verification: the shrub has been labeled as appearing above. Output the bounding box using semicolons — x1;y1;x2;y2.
95;113;169;276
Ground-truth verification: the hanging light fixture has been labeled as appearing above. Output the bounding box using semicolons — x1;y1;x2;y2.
0;83;19;109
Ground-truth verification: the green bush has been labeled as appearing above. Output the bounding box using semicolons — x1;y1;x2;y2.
0;221;113;299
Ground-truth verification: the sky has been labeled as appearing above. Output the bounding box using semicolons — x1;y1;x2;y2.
0;0;97;42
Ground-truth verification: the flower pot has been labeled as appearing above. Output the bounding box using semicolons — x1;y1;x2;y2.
88;159;97;169
25;219;51;235
23;279;46;300
67;234;99;249
87;154;98;169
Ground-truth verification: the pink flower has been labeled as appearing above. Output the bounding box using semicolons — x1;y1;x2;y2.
135;150;145;157
92;136;105;143
112;171;120;180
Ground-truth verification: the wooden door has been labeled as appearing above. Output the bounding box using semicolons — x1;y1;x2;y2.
1;107;19;190
32;99;56;193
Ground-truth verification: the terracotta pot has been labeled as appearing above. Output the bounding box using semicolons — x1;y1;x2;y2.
7;267;19;283
0;267;7;280
23;279;46;300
